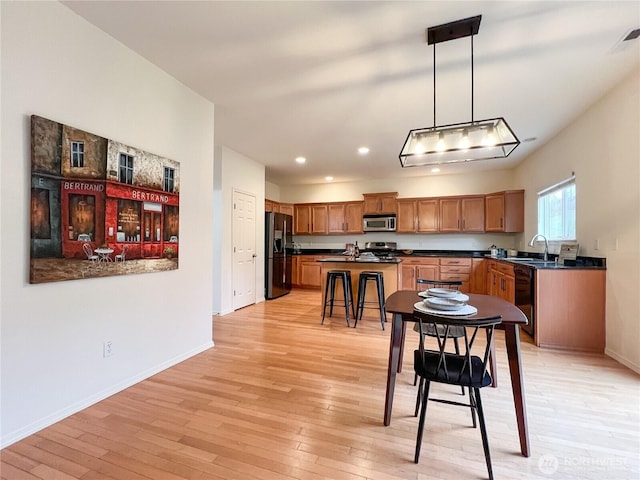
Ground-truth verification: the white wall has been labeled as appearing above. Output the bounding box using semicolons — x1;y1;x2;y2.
281;169;515;203
0;2;215;446
515;68;640;372
284;169;519;251
213;146;265;315
265;181;281;201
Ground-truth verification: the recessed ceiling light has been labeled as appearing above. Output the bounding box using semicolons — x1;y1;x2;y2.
295;156;306;164
358;146;370;155
325;176;333;182
431;167;441;173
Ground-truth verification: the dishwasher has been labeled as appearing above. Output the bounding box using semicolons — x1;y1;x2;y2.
513;264;535;338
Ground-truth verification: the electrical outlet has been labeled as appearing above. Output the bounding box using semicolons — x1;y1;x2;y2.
594;239;600;250
103;341;113;357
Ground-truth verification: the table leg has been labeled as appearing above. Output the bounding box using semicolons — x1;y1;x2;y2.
488;330;497;387
384;312;404;426
504;323;530;457
397;321;407;373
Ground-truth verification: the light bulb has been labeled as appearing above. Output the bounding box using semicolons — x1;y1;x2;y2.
459;129;470;150
436;132;446;152
483;127;497;146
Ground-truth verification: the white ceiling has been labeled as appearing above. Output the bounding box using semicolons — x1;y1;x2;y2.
63;1;640;186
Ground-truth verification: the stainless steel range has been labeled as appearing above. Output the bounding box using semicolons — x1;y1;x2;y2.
363;241;398;260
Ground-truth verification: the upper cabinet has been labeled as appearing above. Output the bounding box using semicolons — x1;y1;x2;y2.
397;198;439;233
278;203;294;216
277;189;523;236
295;203;328;234
265;199;294;216
485;190;524;233
439;196;485;233
328;202;364;234
363;192;398;214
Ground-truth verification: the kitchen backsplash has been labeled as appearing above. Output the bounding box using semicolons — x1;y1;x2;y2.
292;232;520;251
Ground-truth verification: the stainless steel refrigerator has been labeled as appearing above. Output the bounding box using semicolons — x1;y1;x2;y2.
265;212;293;299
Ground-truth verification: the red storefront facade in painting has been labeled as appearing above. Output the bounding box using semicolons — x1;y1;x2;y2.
105;182;179;259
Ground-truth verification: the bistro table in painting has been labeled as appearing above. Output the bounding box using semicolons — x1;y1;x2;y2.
30;115;180;283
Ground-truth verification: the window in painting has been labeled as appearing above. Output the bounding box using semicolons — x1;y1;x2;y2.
69;194;95;241
70;141;84;168
164;205;179;242
117;200;141;242
31;188;51;239
119;153;134;184
163;167;175;193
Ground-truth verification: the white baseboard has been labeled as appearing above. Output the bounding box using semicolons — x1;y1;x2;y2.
0;341;214;449
605;348;640;374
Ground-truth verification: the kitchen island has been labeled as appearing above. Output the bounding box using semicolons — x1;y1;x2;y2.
317;257;401;308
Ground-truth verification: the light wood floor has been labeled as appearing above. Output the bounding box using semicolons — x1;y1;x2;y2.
2;289;639;480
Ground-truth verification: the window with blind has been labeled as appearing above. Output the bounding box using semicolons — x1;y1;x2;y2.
537;175;576;241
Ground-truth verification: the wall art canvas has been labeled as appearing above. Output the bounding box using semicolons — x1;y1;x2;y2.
30;115;180;283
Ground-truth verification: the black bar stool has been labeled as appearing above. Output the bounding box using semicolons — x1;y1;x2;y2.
322;270;355;327
355;271;386;330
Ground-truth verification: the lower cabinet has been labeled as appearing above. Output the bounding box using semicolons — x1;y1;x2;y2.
470;258;486;294
398;257;475;293
487;261;515;303
399;257;439;290
291;256;299;286
295;255;324;288
439;258;472;292
535;269;605;352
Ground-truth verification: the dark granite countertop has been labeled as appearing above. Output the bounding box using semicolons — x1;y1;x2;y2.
317;257;402;264
288;248;605;269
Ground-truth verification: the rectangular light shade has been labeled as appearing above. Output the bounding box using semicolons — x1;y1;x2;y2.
399;117;520;167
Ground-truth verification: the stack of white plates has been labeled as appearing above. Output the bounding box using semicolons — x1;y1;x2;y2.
424;297;467;311
418;288;469;302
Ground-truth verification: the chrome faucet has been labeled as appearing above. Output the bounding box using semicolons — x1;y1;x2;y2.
528;234;549;261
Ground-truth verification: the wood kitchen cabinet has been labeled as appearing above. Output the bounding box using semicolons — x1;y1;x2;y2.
363;192;398;214
294;204;328;234
298;255;324;288
439;196;485;233
278;203;294;216
327;202;363;234
485;190;524;232
470;258;486;294
439;257;472;293
488;261;515;303
535;269;605;352
265;199;294;216
398;257;439;290
291;255;299;286
397;198;438;233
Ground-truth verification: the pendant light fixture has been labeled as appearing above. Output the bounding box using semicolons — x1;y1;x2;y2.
399;15;520;167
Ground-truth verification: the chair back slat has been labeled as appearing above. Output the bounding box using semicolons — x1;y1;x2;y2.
413;310;501;387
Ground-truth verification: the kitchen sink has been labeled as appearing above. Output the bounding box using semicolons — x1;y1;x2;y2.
504;257;537;262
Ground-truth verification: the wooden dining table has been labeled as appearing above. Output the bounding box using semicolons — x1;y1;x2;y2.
384;290;530;457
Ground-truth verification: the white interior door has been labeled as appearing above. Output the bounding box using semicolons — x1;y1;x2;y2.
232;190;256;310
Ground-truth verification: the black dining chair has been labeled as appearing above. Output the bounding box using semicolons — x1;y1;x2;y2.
412;308;502;480
413;279;465;394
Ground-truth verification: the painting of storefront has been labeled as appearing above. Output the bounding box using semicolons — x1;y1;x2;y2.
30;115;180;284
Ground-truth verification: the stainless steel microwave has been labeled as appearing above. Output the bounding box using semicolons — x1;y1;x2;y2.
363;214;396;232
